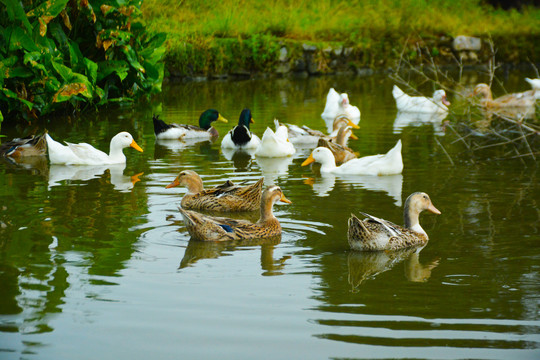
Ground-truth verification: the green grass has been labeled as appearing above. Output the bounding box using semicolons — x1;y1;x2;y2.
141;0;540;76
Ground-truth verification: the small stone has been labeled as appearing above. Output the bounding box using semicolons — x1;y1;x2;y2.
302;43;317;52
279;47;288;62
453;36;482;51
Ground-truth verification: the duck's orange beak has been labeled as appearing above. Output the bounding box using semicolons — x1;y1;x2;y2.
280;193;292;204
301;153;315;166
347;119;360;129
428;203;441;215
130;140;143;152
165;178;180;189
349;132;359;140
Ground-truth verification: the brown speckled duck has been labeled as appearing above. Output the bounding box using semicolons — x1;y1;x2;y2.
1;132;47;158
348;192;441;251
472;83;536;108
317;125;357;165
179;185;291;241
166;170;264;212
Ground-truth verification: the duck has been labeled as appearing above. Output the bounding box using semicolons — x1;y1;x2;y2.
321;88;361;122
178;185;291;241
153;109;228;140
302;140;403;176
166;170;264;212
525;77;540;90
254;119;296;157
1;132;48;158
347;192;441;251
46;132;143;165
472;83;536;108
220;108;261;150
317;126;357;165
392;85;450;113
282;115;360;147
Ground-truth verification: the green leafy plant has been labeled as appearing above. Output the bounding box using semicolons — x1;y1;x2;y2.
0;0;166;121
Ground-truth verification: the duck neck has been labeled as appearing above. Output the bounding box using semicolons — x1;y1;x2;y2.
335;126;348;146
403;201;427;237
185;176;204;194
320;155;338;173
108;140;127;162
259;199;277;224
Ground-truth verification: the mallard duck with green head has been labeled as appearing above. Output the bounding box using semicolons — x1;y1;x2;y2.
153;109;228;140
221;109;261;150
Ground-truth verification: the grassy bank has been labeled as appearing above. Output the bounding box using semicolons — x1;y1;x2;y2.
141;0;540;78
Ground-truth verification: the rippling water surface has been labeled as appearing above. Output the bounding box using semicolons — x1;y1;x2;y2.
1;73;539;359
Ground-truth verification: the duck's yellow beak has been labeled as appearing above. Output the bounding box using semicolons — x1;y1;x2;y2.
428;203;441;215
217;114;228;123
280;193;292;204
130;140;143;152
165;177;180;189
349;132;359;140
250;117;254;124
131;172;144;185
301;153;315;166
347;119;360;129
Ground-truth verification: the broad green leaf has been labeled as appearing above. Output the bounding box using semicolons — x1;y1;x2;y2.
98;60;130;82
23;52;47;73
83;58;98;85
8;27;40;52
26;0;70;19
0;87;33;110
0;0;32;32
121;45;144;73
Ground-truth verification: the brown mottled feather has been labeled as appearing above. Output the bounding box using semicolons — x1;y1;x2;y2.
317;138;356;165
1;132;48;158
179;186;290;241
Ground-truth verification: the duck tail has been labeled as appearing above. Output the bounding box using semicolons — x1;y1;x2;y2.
392;85;404;99
152;114;172;136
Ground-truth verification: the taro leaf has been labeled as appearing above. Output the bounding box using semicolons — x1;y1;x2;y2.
26;0;70;19
0;0;32;32
49;22;69;54
121;45;145;73
24;52;47;73
139;33;167;64
0;87;34;110
8;27;40;52
98;60;130;82
83;58;98;85
53;82;92;103
0;56;19;80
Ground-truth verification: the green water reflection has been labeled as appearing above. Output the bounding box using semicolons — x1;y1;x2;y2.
0;73;539;359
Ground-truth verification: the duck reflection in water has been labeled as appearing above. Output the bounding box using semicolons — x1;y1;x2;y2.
303;172;403;206
154;138;216;159
393;111;449;136
347;247;440;292
48;163;143;192
255;156;294;186
221;147;255;171
179;236;290;275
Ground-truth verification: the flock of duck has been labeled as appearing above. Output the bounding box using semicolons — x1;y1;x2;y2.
2;78;539;251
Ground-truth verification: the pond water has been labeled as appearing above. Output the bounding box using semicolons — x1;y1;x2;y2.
1;72;539;360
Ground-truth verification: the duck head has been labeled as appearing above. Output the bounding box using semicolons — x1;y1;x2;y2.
111;132;143;152
433;90;451;106
302;147;336;167
403;192;441;233
199;109;228;130
238;108;254;129
165;169;203;193
472;83;493;101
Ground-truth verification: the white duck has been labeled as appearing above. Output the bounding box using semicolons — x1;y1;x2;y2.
221;108;261;150
525;78;540;99
392;85;450;113
302;140;403;176
282;116;359;147
321;88;361;122
46;132;143;165
254;119;296;157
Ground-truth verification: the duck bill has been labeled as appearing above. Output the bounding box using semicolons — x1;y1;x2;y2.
280;193;292;204
250;117;254;124
442;96;451;106
165;178;180;189
428;203;441;215
349;132;359;140
130;140;143;152
131;172;144;185
301;153;315;166
347;119;360;129
217;114;228;123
